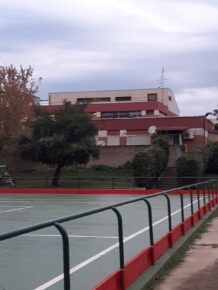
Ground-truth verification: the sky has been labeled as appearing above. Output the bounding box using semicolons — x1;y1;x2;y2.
0;0;218;116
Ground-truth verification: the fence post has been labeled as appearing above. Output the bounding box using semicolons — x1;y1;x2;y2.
143;198;155;264
211;182;215;207
54;223;70;290
161;193;173;247
111;207;126;290
216;181;218;203
176;190;185;234
195;184;201;219
208;182;211;210
187;187;194;226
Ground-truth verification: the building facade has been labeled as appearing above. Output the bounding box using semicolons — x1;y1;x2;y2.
45;88;214;165
48;88;180;118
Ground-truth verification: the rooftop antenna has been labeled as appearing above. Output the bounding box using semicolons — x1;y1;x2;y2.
157;67;169;102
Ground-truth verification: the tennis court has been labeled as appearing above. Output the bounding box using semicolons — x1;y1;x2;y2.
0;193;207;290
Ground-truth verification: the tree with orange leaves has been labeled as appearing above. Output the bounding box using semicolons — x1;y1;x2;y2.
0;65;41;154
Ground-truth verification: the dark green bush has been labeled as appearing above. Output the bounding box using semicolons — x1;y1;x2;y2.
132;140;169;188
176;156;203;186
205;142;218;173
190;146;208;172
132;150;156;188
152;137;170;157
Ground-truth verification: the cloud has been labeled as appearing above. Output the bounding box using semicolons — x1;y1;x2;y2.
0;0;218;115
176;87;218;116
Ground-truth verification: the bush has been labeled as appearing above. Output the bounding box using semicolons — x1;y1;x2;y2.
132;139;169;188
132;150;156;188
205;142;218;174
190;146;208;172
90;164;114;172
176;156;203;186
152;137;170;157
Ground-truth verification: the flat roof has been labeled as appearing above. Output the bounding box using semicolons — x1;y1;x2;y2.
48;87;172;95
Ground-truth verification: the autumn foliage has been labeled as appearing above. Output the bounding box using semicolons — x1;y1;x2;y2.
0;65;40;153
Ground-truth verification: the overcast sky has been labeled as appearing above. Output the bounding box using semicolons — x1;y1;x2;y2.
1;0;218;116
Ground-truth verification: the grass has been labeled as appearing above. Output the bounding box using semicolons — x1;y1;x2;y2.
7;162;218;189
12;164;134;188
144;206;218;290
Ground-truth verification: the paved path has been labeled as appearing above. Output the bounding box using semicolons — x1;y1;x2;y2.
155;217;218;290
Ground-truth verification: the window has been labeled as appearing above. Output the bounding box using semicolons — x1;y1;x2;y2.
77;97;110;103
146;110;154;116
115;96;131;101
119;112;129;118
129;111;141;118
101;111;141;119
127;135;151;146
107;136;120;146
147;93;157;101
101;112;118;119
169;96;172;101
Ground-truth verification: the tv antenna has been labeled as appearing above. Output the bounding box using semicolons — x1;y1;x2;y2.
156;67;169;102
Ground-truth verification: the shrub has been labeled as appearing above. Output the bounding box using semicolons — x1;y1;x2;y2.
190;146;208;172
90;164;114;172
176;156;203;186
205;142;218;173
152;137;170;157
132;141;169;188
132;150;156;188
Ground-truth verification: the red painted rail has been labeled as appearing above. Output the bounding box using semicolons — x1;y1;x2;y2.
93;194;217;290
0;188;212;195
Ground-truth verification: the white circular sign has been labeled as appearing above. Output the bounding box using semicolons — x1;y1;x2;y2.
148;125;157;134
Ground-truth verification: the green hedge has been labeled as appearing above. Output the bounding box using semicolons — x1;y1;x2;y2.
132;138;169;188
191;141;218;174
205;142;218;173
176;156;203;186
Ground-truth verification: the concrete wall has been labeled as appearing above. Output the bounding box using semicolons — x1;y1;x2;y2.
89;146;148;167
89;145;183;167
208;132;218;142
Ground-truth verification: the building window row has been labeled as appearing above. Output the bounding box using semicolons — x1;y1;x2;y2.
75;94;159;104
77;97;111;103
115;96;132;101
101;111;141;119
76;96;133;104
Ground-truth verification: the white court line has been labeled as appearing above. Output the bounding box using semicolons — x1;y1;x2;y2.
0;206;34;214
0;200;135;204
25;234;119;239
34;198;202;290
0;200;30;203
0;205;31;207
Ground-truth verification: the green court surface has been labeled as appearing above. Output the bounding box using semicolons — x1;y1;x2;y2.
0;194;205;290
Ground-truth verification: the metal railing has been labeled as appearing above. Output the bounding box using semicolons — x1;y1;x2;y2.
0;180;217;290
5;176;218;189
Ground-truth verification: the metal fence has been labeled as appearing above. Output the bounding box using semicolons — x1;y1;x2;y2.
6;176;218;189
0;180;217;290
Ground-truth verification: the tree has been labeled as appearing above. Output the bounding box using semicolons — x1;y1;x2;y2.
213;109;218;119
0;65;40;154
19;102;99;186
